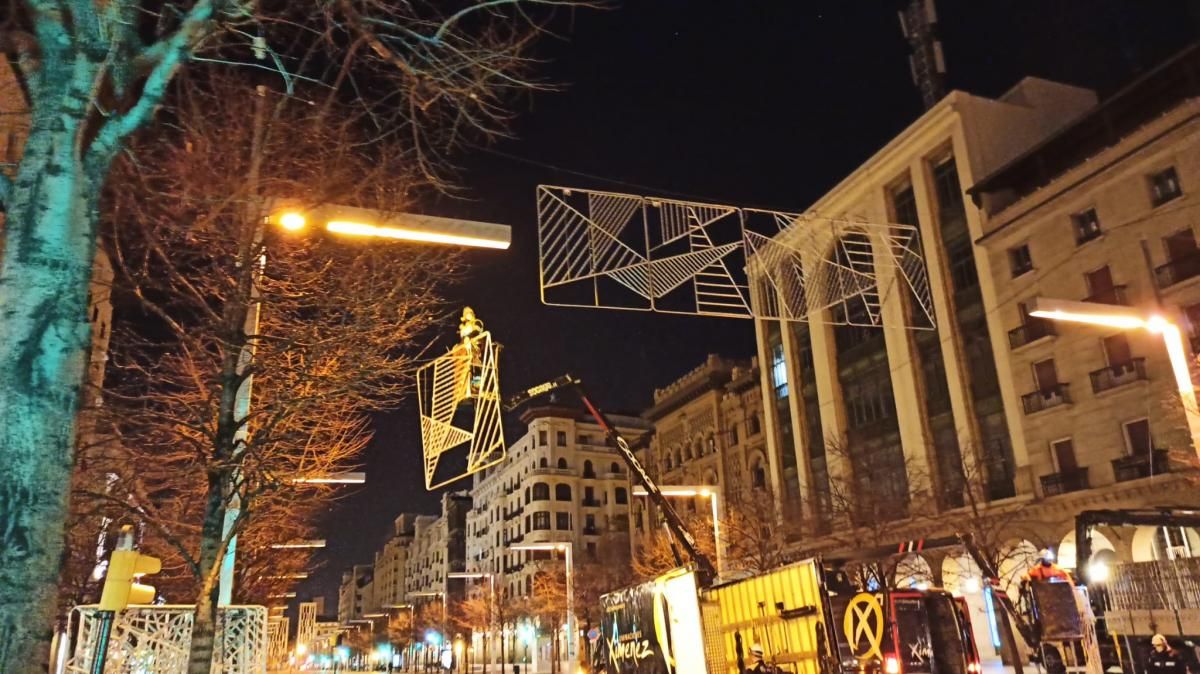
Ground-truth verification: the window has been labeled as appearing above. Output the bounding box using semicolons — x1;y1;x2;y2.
1072;208;1102;244
539;457;548;468
1150;167;1183;206
1102;333;1133;365
615;487;628;504
1008;244;1033;277
1033;359;1059;391
1123;418;1153;455
1050;438;1078;473
583;460;595;478
585;514;596;530
1085;265;1118;304
610;461;620;474
770;341;789;399
891;184;920;227
751;460;767;489
747;415;760;435
578;434;592;444
555;484;572;501
584;486;595;503
532;512;550;530
531;482;550;501
947;242;979;292
538;430;548;446
556;431;567;446
557;457;568;469
524;487;530;504
556;512;571;530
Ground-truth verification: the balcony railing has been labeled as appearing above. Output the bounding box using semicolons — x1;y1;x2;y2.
1040;467;1090;496
1008;319;1057;349
1112;449;1171;482
1083;285;1128;305
1021;383;1071;414
1090;358;1148;393
1155;253;1200;289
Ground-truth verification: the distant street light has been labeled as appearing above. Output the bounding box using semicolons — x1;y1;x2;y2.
632;485;726;579
269;539;327;549
510;542;575;673
1028;297;1200;457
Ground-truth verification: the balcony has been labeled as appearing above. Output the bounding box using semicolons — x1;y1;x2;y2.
1040;467;1090;496
582;471;598;480
503;507;524;521
1089;358;1148;393
1155;253;1200;289
1021;384;1071;414
581;498;602;508
1008;319;1056;349
532;466;574;477
1083;285;1128;305
1112;449;1171;482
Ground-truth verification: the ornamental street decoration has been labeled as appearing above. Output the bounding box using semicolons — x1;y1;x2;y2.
536;185;934;329
416;307;505;490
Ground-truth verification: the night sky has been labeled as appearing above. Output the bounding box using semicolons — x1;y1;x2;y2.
297;1;1199;613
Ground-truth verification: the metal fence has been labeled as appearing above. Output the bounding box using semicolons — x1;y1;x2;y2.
1103;558;1200;612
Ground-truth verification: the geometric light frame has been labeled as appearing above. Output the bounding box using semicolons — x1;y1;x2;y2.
536;184;934;329
416;322;505;490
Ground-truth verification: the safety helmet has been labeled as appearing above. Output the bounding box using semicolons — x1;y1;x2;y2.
1153;634;1168;647
751;644;765;656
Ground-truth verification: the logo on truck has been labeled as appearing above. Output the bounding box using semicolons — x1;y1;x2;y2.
844;592;885;660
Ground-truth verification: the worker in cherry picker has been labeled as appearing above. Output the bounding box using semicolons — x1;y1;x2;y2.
1025;548;1073;583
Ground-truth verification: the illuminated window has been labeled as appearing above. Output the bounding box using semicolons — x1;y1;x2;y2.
1072;208;1102;244
532;512;550;530
1150;167;1183;207
771;341;788;399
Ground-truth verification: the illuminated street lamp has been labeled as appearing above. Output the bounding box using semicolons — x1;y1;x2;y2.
268;203;512;250
632;485;726;579
448;572;496;673
510;541;575;673
269;539;327;549
1027;297;1200;457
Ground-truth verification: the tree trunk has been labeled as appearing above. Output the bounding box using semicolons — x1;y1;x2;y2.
188;475;229;674
0;81;103;673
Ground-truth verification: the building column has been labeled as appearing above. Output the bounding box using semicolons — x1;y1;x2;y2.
779;321;814;519
807;319;850;499
754;318;788;521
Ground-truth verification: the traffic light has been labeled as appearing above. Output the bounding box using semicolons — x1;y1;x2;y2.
98;528;161;611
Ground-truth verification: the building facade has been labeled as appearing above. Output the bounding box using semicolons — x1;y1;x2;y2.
336;564;373;625
465;404;648;600
969;45;1200;547
632;355;766;559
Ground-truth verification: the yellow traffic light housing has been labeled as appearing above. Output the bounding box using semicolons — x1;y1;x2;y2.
99;548;161;611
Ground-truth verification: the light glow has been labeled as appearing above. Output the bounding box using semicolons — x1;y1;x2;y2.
291;472;366;484
279;212;307;231
886;656;900;674
1028;308;1146;330
1088;560;1111;583
270;540;326;549
963;577;981;594
327;220;510;250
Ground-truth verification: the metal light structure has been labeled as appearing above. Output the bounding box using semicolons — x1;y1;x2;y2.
268;539;326;549
1027;297;1200;457
416;307;506;489
535;185;934;328
632;485;726;579
510;541;575;673
269;203;511;250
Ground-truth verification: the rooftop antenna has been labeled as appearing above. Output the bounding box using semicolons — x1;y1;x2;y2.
898;0;947;110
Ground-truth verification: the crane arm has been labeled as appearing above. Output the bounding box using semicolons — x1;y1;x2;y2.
505;374;719;584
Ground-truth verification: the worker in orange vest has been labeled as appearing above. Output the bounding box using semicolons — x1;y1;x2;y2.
1026;549;1073;583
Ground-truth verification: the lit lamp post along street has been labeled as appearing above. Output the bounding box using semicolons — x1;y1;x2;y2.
217;203;511;606
1028;297;1200;458
448;572;496;672
632;485;726;579
510;541;575;674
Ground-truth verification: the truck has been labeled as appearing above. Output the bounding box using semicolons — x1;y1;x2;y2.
592;562;981;674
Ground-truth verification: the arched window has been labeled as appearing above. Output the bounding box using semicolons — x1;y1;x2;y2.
524;486;531;504
539;457;548;468
615;487;628;505
665;453;673;470
555;484;572;501
557;457;568;469
532;482;550;501
610;462;620;474
685;443;694;460
674;448;683;466
752;460;767;489
583;460;596;478
748;415;761;435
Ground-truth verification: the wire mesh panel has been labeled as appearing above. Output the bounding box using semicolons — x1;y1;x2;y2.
416;309;505;490
65;605;268;674
536;185;934;329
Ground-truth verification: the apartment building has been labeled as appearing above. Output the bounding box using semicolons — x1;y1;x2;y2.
337;564;373;624
370;514;419;611
632;355;765;558
969;45;1200;555
465;403;649;601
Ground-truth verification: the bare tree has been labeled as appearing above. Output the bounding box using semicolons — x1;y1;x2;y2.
720;488;811;575
0;1;592;668
80;77;467;673
631;510;718;582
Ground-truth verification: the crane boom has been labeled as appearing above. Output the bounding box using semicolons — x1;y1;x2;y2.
505;374;719;584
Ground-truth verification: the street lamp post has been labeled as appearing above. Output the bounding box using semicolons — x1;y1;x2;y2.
216;204;512;605
510;542;575;674
448;572;496;673
632;485;725;579
1028;297;1200;458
